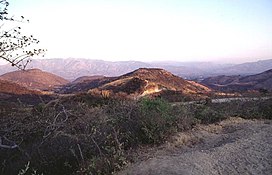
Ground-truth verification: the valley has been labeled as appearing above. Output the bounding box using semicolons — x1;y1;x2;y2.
0;59;271;175
0;0;271;174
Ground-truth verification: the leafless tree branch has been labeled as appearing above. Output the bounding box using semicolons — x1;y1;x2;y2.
0;136;18;149
0;0;45;70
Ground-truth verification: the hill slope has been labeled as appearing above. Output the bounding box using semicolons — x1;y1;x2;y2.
58;76;115;94
202;69;272;92
89;68;211;98
0;69;69;91
0;79;41;95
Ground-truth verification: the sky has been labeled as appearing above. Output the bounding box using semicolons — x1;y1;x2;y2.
2;0;272;63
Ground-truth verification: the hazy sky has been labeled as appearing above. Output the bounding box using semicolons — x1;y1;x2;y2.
5;0;272;63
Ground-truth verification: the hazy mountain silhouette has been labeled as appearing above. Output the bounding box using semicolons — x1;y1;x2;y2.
20;59;151;80
212;59;272;75
0;58;271;80
202;69;272;92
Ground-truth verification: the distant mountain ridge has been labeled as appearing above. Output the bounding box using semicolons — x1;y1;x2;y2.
213;59;272;75
201;69;272;92
16;59;151;80
0;58;271;80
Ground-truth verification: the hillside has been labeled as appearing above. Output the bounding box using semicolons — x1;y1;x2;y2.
201;75;241;85
202;69;272;92
0;69;69;91
58;76;115;94
89;68;211;98
72;75;105;84
0;79;41;95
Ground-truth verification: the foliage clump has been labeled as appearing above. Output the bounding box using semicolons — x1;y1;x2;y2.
0;95;271;174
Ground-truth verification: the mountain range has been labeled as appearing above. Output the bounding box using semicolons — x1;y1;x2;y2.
0;67;212;102
202;69;272;92
0;66;271;101
0;58;271;80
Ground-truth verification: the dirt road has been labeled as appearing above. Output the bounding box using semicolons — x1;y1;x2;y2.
118;118;272;175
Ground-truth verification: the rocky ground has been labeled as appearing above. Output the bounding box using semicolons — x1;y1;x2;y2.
118;118;272;175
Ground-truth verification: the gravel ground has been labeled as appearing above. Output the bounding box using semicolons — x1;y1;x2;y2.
118;118;272;175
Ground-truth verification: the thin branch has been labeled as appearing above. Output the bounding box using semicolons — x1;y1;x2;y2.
112;127;122;152
0;55;24;70
43;106;69;140
77;143;84;162
0;136;18;149
90;136;103;157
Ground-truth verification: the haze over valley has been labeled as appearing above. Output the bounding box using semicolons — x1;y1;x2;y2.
1;58;272;101
1;0;272;174
1;58;272;81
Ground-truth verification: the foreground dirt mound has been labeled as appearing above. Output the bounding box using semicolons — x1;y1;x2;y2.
118;118;272;175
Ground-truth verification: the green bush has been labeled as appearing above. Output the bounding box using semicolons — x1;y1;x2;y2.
138;98;176;144
193;104;225;124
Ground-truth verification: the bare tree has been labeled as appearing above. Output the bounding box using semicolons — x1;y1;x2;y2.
0;0;45;70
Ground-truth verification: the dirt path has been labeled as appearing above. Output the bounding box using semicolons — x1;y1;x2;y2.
172;96;272;106
118;118;272;175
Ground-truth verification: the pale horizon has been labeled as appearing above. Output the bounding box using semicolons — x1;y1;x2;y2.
1;57;272;66
4;0;272;64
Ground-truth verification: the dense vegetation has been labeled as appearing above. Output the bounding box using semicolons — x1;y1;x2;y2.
0;94;271;175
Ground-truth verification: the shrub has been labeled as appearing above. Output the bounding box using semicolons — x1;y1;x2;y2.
258;99;272;119
138;98;177;144
193;104;225;124
1;96;271;175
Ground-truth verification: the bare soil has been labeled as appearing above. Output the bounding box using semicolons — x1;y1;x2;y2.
118;118;272;175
